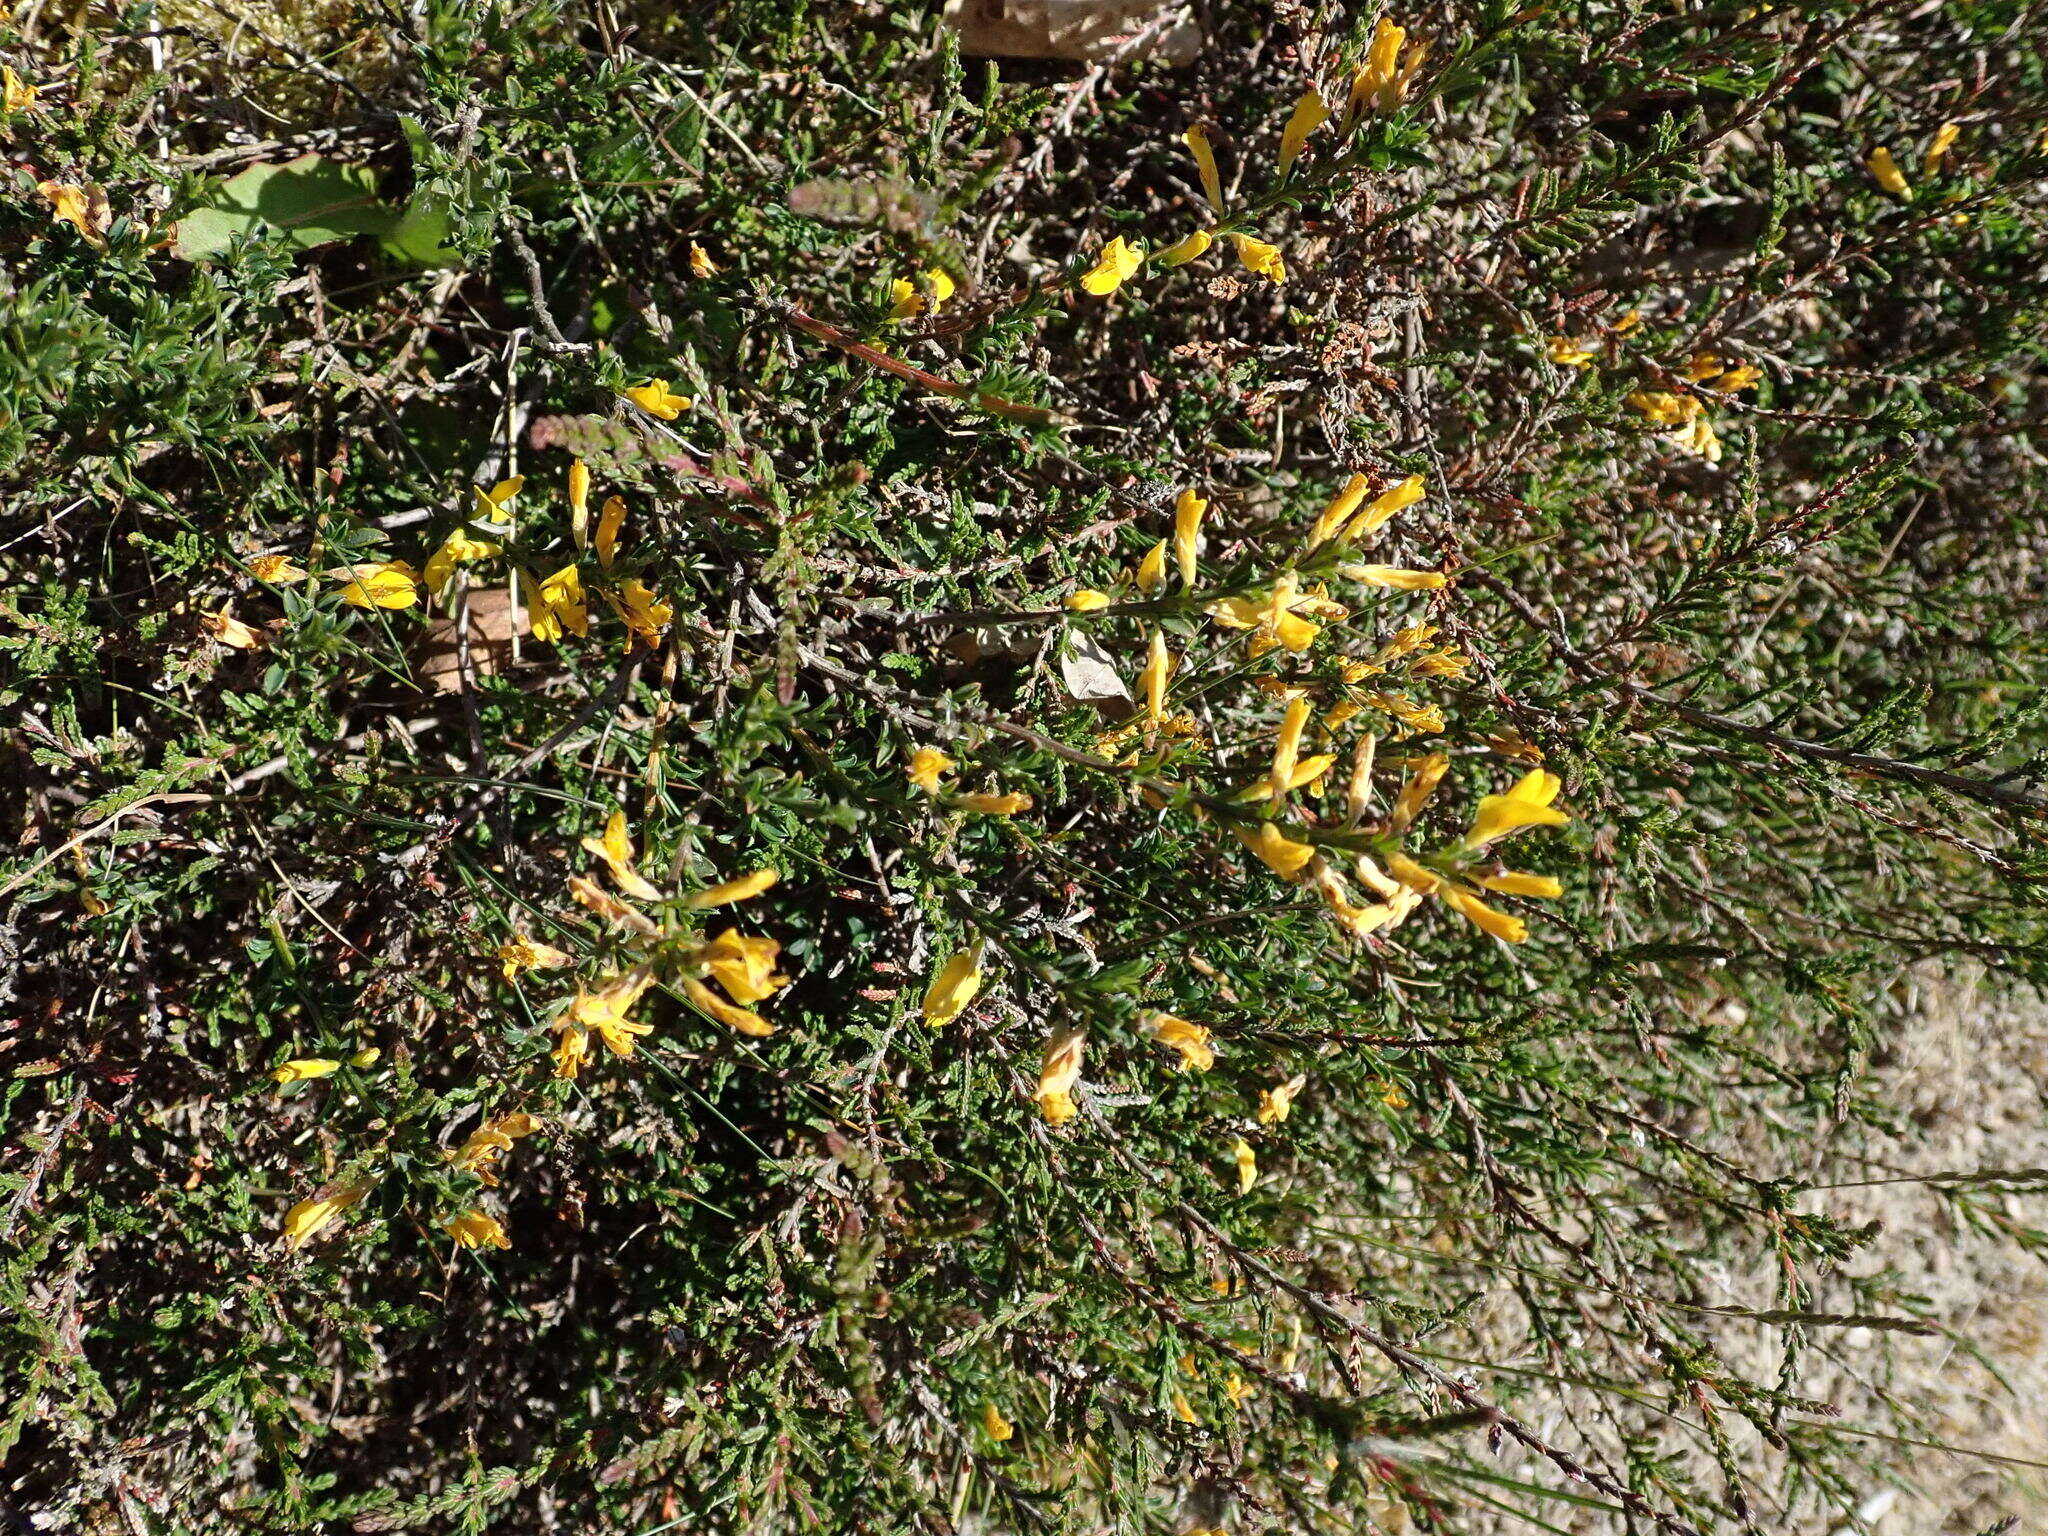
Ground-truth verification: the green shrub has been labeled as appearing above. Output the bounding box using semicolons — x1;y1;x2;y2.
5;2;2048;1531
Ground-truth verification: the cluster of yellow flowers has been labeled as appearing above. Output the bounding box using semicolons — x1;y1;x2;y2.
1070;18;1425;303
281;809;788;1253
1622;351;1762;464
1865;120;1964;200
221;415;685;655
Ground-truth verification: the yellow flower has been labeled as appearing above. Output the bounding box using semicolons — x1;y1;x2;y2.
607;579;674;652
568;874;659;935
1440;884;1527;944
350;1046;381;1068
1277;87;1330;180
1257;1073;1307;1126
1064;588;1113;612
447;1209;510;1250
1464;767;1568;848
249;554;308;583
907;746;957;793
1185;124;1225;215
1385;851;1440;893
1238;821;1317;880
689;242;719;278
1865;145;1909;197
1156;228;1213;268
568;968;657;1057
552;1023;591;1079
201;607;264;650
1035;1028;1087;1125
1673;414;1722;463
1146;1012;1215;1072
581;808;665;902
271;1058;341;1084
1343;563;1446;591
568;459;591;549
449;1112;541;1183
1268;695;1312;811
36;181;108;249
1612;308;1644;335
1174;487;1207;590
1139;629;1172;722
471;476;523;518
528;564;588;642
922;948;985;1027
1389;752;1449;832
1231;1137;1258;1194
1224;1373;1254;1406
1348;474;1425;541
1925;121;1961;175
1307;473;1371;546
334;560;419;610
1080;235;1145;296
4;66;38;115
1206;574;1336;655
281;1179;369;1250
697;928;789;1006
1708;364;1762;394
685;867;780;909
890;267;956;319
1134;538;1169;594
1685;351;1725;382
624;379;692;419
1345;18;1427;124
1234;753;1336;803
980;1401;1014;1442
1173;1391;1199;1424
680;973;774;1036
1227;232;1286;283
1547;336;1596;369
1475;870;1563;898
421;528;502;592
957;791;1033;815
1626;390;1700;428
595;495;627;570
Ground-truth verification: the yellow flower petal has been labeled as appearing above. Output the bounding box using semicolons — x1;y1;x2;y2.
623;379;692;419
1185;124;1225;215
922;948;985;1027
1463;768;1568;849
335;561;420;610
698;928;789;1006
1440;884;1528;943
1475;870;1563;898
201;607;264;650
1146;1012;1214;1072
1257;1073;1307;1126
1344;474;1425;541
907;746;957;793
271;1058;341;1084
1924;121;1961;176
1389;752;1449;832
1227;232;1286;283
1156;228;1213;268
1865;145;1909;197
1135;538;1168;594
1174;487;1207;590
447;1209;510;1250
681;971;776;1036
580;808;665;902
1344;563;1446;590
595;495;626;570
1277;87;1330;180
1237;821;1317;880
281;1180;370;1250
1035;1027;1087;1125
1080;235;1146;296
685;867;780;909
1063;588;1113;612
1231;1137;1258;1194
956;791;1033;815
980;1401;1014;1442
249;554;308;583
